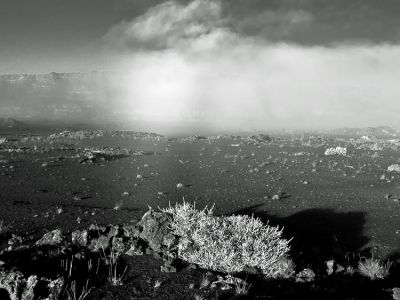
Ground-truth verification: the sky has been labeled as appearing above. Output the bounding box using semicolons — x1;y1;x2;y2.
1;0;400;130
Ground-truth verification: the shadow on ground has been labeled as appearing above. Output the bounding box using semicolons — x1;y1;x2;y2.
233;204;370;269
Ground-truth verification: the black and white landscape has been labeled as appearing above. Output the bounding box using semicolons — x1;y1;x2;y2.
1;1;400;299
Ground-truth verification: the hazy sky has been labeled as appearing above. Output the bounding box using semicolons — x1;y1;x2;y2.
1;0;400;130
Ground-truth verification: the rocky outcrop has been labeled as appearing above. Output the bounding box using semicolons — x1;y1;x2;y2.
0;209;180;299
0;271;62;300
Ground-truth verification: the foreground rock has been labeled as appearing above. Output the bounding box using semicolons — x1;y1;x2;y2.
137;210;178;254
35;229;64;246
0;270;63;300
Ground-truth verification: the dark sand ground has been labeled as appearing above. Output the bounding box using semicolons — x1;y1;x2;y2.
1;131;400;299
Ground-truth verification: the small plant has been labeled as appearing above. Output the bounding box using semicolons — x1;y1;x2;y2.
0;220;10;235
233;279;251;295
346;266;355;275
99;238;128;286
93;222;128;286
66;280;93;300
61;255;98;300
87;257;100;275
357;257;392;280
199;275;210;289
105;246;127;286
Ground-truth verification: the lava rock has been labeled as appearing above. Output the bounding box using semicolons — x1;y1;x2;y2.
296;268;316;283
137;210;178;253
393;288;400;300
35;229;64;246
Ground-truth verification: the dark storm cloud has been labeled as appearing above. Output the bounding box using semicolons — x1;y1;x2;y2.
220;0;400;45
115;0;400;47
1;0;400;73
103;0;225;51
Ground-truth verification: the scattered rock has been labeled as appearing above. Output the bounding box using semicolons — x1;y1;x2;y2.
35;229;64;246
8;234;23;246
388;164;400;173
272;192;290;200
326;259;335;275
0;270;38;300
296;268;316;282
80;147;132;164
125;240;144;256
160;264;177;273
392;287;400;300
325;147;347;156
385;194;399;202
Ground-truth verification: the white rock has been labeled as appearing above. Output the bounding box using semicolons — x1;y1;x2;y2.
388;164;400;173
324;147;347;156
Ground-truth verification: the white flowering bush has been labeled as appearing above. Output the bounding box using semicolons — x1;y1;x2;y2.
162;202;292;278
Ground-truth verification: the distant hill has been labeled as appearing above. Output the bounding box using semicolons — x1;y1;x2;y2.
326;126;399;137
0;118;27;129
0;72;115;123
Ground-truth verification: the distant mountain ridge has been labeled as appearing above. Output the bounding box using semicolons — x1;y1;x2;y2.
0;72;115;123
0;118;27;129
326;126;399;137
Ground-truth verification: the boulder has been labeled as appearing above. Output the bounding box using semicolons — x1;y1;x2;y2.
296;268;316;283
137;210;178;253
388;164;400;173
0;270;37;300
35;229;64;246
393;288;400;300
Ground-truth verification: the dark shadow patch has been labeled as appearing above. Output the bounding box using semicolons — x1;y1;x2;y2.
385;250;400;283
233;204;369;269
0;289;11;300
12;200;32;205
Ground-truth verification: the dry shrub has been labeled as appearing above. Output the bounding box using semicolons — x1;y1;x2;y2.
163;201;292;278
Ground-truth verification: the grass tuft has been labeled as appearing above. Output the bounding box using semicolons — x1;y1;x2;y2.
357;257;392;280
233;278;251;295
0;220;10;235
66;280;93;300
199;275;210;289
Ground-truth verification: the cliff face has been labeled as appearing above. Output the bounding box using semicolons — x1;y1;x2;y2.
0;72;115;122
